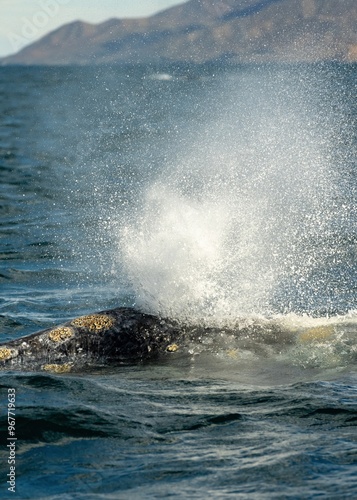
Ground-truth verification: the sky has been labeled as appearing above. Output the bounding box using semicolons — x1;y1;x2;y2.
0;0;189;57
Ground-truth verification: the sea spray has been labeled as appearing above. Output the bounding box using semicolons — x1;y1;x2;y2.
117;68;342;324
108;66;354;324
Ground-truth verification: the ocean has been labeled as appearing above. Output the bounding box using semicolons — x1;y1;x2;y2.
0;63;356;498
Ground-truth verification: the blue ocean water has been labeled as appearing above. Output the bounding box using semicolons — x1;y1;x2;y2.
0;64;356;498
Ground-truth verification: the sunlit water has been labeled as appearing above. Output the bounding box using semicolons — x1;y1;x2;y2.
0;64;356;498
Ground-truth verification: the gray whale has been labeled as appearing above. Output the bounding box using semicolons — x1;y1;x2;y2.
0;307;185;373
1;306;334;373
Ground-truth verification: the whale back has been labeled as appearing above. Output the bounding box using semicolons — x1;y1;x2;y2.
0;307;183;373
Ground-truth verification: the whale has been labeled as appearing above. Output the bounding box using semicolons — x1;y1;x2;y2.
0;306;288;373
0;306;340;373
0;307;186;373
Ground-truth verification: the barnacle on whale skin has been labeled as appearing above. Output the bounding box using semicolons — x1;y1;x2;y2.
299;325;335;343
71;314;114;332
0;347;18;361
42;363;72;373
166;343;179;352
48;327;74;342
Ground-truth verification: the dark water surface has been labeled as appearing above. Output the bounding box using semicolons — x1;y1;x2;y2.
0;64;356;498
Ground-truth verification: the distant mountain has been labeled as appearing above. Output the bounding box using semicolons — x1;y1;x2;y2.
2;0;357;65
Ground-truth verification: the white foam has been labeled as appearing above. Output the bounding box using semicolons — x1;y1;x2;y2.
117;70;346;326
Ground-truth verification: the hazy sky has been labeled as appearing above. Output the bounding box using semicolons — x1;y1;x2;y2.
0;0;188;57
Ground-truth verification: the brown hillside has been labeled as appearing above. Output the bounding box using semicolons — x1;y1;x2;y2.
2;0;357;65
